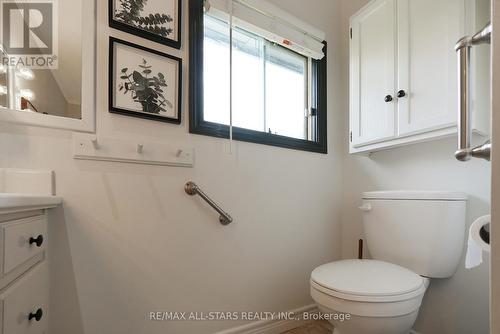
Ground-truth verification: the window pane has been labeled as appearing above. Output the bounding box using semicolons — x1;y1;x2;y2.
204;15;230;125
232;30;264;131
204;15;265;132
203;14;309;140
265;44;308;140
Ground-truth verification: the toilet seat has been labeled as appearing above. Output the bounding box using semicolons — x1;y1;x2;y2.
310;260;429;303
310;260;429;317
310;279;427;303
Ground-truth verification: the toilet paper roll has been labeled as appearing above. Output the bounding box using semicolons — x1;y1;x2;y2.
465;215;491;269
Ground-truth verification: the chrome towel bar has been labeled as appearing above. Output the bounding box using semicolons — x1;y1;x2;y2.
455;22;492;161
185;182;233;225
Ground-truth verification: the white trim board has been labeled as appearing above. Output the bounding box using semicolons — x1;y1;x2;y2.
212;303;424;334
213;305;317;334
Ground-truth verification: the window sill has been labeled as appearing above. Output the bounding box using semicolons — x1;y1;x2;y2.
189;121;328;154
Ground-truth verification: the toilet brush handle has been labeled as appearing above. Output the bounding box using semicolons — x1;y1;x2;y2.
358;239;364;260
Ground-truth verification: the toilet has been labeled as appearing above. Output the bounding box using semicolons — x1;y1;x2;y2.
310;191;467;334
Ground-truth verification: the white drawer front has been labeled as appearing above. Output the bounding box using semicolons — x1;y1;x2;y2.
3;217;47;275
2;263;48;334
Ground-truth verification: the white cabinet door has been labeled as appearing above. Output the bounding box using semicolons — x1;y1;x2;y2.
350;0;397;147
397;0;464;136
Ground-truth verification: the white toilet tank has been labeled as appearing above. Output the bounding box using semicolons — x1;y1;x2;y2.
361;191;467;278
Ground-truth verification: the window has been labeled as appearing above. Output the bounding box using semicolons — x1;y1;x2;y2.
189;0;327;153
204;15;309;140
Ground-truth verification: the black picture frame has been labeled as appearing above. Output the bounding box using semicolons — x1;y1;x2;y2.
188;0;328;154
109;0;182;49
109;37;182;124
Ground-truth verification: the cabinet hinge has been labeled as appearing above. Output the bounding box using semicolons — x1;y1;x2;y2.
350;131;353;142
350;28;352;39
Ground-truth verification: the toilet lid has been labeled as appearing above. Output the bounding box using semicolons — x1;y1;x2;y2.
311;260;424;297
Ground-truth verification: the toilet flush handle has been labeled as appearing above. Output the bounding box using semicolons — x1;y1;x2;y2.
358;203;372;212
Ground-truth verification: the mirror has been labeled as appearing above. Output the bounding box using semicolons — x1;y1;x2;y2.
0;0;95;132
0;55;6;109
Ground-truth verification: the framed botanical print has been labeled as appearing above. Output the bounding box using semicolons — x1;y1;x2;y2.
109;37;182;124
109;0;181;49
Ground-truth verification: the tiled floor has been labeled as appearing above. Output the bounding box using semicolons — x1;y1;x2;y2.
282;320;333;334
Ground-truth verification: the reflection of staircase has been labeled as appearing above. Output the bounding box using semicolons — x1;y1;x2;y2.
20;97;47;114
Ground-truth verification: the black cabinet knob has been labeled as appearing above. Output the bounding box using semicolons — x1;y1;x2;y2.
29;308;43;322
384;95;393;102
397;90;406;98
29;235;44;247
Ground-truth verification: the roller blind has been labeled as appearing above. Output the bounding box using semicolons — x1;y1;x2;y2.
206;0;326;60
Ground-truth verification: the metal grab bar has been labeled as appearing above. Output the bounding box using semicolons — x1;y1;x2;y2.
455;22;492;162
185;182;233;225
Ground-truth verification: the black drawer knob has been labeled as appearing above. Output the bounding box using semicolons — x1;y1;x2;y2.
397;90;406;98
29;308;43;322
29;235;44;247
384;95;393;102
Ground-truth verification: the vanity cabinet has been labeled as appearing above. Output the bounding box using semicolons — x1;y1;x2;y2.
0;169;61;334
0;211;50;334
349;0;490;153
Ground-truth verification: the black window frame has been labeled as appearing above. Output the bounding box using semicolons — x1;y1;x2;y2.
189;0;328;154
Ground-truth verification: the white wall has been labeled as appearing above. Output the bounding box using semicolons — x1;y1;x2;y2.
0;0;345;333
339;1;491;333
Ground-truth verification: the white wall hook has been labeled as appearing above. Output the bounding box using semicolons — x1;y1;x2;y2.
73;133;194;167
91;138;100;150
358;203;372;212
176;149;183;157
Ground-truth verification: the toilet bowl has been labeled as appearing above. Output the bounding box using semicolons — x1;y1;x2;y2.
310;191;467;334
310;259;429;334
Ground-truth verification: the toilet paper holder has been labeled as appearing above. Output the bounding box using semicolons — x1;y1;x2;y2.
480;224;490;245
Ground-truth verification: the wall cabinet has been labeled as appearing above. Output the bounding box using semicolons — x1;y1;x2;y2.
349;0;490;153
